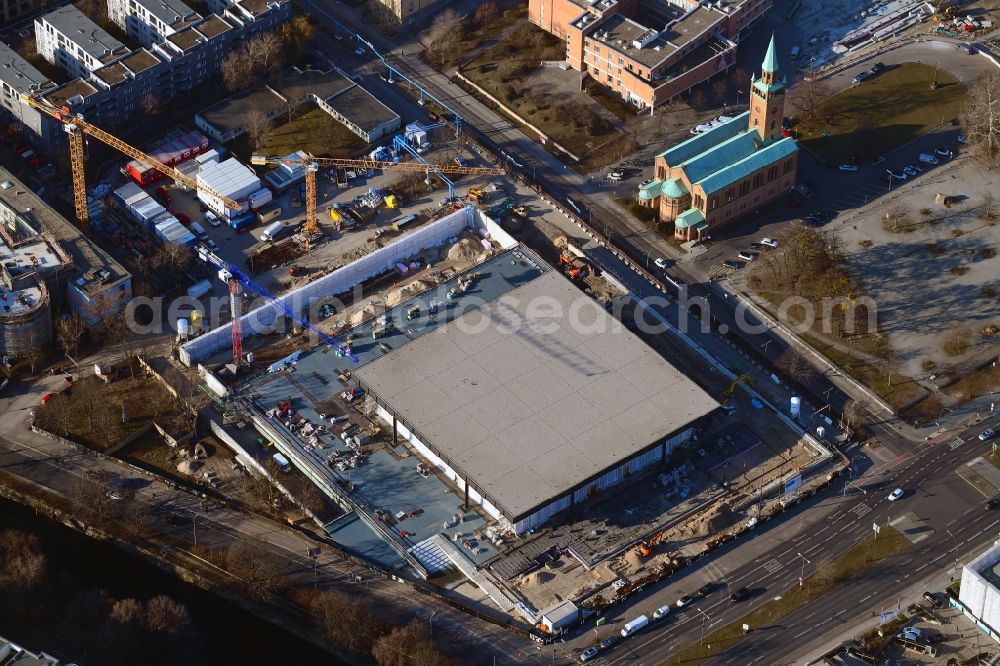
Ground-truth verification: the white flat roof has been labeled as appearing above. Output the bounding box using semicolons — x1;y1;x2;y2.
356;269;717;520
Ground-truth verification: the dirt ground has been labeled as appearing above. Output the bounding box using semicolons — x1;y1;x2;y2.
831;158;1000;381
34;367;190;451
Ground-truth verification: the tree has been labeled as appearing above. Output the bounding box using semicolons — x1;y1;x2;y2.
279;16;317;59
777;348;815;385
944;324;975;356
731;68;752;99
961;72;1000;166
110;598;144;625
140;93;161;117
841;398;869;434
144;596;191;635
312;589;383;653
24;342;45;375
56;311;86;360
247;32;284;77
244;106;274;151
221;49;253;92
689;88;707;111
712;78;729;106
427;7;461;46
0;529;47;591
789;77;833;126
226;537;290;600
474;0;498;30
372;620;452;666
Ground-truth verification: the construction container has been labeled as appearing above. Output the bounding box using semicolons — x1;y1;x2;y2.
126;130;210;185
196;157;260;219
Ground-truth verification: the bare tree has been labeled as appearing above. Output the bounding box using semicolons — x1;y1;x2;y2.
776;348;815;385
474;0;498;30
789;77;833;126
689;88;707;111
944;324;975;356
110;598;144;625
56;311;86;360
372;620;452;666
226;537;290;600
24;342;45;375
0;529;47;590
841;398;869;434
144;596;191;635
427;7;462;45
247;32;284;77
731;68;752;99
221;49;253;92
312;589;383;653
244;107;274;151
712;78;729;106
140;93;161;117
961;72;1000;166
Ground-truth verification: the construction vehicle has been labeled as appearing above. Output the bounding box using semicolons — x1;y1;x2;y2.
638;531;666;557
490;197;514;218
721;373;753;407
466;187;489;204
512;205;528;218
250;153;505;245
558;251;589;281
20;94;239;227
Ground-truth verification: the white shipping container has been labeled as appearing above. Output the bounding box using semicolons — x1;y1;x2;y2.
248;187;273;209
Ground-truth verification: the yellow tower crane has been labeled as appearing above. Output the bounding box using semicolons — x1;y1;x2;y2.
21;95;240;226
249;154;507;236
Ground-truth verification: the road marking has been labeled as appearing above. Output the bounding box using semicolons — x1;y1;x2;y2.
762;558;783;574
851;504;872;518
949;437;965;450
860;593;874;602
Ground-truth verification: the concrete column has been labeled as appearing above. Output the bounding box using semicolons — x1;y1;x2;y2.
392;413;397;446
464;480;469;510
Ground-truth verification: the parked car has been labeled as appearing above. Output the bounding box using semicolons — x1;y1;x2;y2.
869;62;885;75
980;428;996;441
918;153;940;165
899;627;922;637
871;155;886;166
580;646;600;662
749;242;763;251
730;587;750;602
654;257;668;269
204;210;220;226
722;259;743;270
676;595;694;608
903;165;922;176
737;251;758;261
599;636;619;651
887;170;907;181
957;134;968;143
698;582;716;595
923;591;942;608
838;164;859;172
888;487;905;501
988;497;1000;510
761;237;779;248
454;157;467;167
852;70;874;85
935;147;954;158
354;46;365;55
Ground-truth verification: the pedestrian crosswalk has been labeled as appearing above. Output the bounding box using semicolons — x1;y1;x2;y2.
850;503;872;518
949;437;964;451
763;558;783;574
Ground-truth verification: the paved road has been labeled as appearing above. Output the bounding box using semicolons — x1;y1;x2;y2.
0;367;538;664
576;411;1000;665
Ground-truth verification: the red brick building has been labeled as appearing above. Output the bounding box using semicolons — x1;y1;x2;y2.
529;0;771;110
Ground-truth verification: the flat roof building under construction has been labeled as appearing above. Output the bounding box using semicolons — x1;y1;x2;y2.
240;233;716;535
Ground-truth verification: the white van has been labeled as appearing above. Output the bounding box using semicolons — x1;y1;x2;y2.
918;153;939;165
272;452;291;473
261;221;285;242
190;221;208;241
204;210;220;227
621;615;649;638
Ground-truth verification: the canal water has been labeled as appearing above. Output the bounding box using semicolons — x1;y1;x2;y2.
0;496;347;665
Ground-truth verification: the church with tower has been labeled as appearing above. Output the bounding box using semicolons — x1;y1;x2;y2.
637;36;799;241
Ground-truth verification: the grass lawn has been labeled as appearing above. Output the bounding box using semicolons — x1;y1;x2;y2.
615;197;657;224
802;332;925;410
228;105;366;162
663;526;910;665
797;62;966;164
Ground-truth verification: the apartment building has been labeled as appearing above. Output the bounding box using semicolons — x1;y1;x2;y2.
0;40;54;139
34;5;129;80
1;0;50;26
637;36;797;238
107;0;202;48
370;0;446;25
529;0;770;110
16;0;289;151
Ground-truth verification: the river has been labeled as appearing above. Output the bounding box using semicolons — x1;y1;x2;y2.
0;496;348;665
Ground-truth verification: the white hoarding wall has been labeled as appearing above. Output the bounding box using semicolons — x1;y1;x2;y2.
179;208;476;365
961;539;1000;632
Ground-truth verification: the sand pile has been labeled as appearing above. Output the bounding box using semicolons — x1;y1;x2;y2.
447;237;485;266
386;280;432;307
350;302;382;327
176;459;201;476
519;570;555;589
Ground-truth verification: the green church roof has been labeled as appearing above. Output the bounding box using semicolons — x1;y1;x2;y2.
660;177;688;198
762;34;778;74
674;208;705;229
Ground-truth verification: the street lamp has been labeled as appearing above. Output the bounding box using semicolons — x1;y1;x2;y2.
797;552;811;587
695;607;711;645
192;512;198;546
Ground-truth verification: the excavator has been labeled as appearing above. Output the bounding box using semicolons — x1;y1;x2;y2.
720;372;753;410
638;531;666;557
